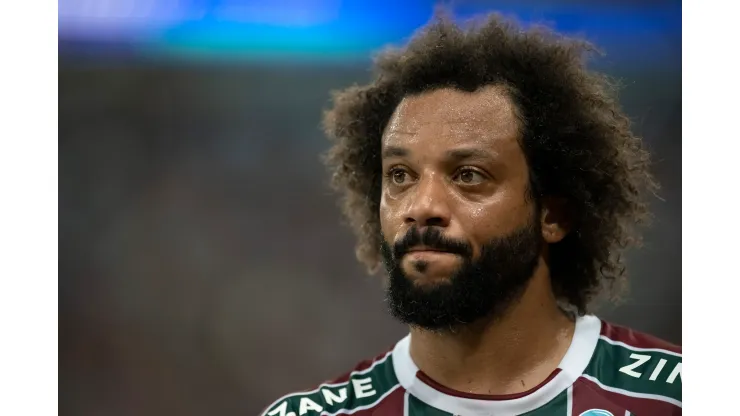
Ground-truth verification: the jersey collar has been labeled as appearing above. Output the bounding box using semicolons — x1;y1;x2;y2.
392;314;601;416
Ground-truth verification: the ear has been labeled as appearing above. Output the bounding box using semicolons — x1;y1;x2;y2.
540;197;571;244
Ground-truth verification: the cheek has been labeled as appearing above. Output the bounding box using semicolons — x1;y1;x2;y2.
378;192;397;239
460;192;530;241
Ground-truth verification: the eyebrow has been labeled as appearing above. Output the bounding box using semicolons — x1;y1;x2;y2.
381;146;409;159
445;148;494;162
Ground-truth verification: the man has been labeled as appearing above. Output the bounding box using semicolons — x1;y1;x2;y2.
261;12;681;416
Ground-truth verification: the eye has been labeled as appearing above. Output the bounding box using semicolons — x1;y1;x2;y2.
454;168;486;185
388;167;410;185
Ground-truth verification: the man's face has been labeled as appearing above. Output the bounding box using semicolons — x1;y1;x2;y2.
379;85;543;330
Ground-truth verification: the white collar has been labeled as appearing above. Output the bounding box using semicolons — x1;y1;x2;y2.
392;314;601;416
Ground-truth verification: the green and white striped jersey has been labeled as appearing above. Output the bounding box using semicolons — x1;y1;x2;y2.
261;315;681;416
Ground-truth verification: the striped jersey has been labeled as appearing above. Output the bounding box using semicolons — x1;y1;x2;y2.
260;315;681;416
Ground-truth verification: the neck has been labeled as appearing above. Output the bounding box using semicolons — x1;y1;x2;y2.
408;261;575;396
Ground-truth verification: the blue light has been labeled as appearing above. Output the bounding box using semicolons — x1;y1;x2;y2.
59;0;681;63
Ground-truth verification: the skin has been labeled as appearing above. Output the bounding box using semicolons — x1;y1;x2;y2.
379;85;575;395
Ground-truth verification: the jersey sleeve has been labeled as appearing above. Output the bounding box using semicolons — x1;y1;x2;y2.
259;349;399;416
579;321;681;413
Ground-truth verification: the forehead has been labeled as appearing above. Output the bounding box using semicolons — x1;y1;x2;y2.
382;85;521;151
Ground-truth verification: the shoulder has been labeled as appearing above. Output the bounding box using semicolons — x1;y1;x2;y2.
259;348;402;416
582;319;682;407
599;319;682;355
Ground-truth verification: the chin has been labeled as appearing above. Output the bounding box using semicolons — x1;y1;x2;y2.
402;265;458;287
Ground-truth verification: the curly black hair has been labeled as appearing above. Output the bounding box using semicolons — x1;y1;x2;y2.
322;12;657;314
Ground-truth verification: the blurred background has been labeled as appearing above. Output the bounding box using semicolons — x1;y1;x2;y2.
58;1;681;415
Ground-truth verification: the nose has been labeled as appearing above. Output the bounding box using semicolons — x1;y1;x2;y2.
404;174;451;228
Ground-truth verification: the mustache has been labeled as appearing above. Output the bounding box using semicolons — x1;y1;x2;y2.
393;226;473;258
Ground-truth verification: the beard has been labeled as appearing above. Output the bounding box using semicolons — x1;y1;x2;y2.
380;219;542;331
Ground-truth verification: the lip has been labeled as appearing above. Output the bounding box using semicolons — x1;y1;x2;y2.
405;246;455;254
